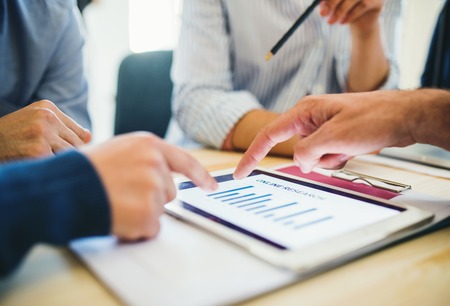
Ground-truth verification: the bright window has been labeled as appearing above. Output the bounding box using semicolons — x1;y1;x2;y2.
128;0;182;53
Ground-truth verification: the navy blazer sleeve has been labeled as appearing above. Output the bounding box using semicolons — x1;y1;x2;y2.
0;150;111;277
421;0;450;89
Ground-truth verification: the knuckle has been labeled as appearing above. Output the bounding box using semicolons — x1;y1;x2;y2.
300;95;314;103
26;120;50;139
138;203;162;238
35;99;56;110
180;153;199;170
146;218;161;239
133;131;158;146
260;127;276;147
123;230;141;241
34;107;57;122
167;185;177;202
146;153;166;170
149;179;166;195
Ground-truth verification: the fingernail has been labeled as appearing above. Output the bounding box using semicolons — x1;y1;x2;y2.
206;180;218;192
233;170;245;180
338;154;349;162
296;162;311;174
328;14;337;24
320;3;329;16
211;181;219;191
300;166;311;174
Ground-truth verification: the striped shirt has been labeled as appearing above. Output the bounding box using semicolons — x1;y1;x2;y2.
171;0;403;149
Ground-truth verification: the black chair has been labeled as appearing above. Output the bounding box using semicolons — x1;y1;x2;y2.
77;0;92;13
115;50;173;138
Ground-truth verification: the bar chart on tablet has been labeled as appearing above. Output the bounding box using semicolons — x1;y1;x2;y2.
206;184;333;231
178;173;399;249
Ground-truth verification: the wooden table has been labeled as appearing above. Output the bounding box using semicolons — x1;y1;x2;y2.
1;149;449;306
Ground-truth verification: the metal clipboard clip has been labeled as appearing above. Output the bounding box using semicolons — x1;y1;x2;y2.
331;170;411;193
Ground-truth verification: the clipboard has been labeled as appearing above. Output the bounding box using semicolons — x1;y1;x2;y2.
274;165;411;200
331;170;411;193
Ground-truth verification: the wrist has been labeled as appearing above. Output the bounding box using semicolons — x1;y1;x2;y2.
409;89;450;148
222;128;235;151
350;21;380;40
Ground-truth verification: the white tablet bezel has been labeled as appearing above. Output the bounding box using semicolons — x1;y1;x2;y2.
165;168;433;272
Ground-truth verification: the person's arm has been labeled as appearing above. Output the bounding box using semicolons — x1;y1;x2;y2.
234;89;450;179
218;0;402;155
347;14;388;92
410;89;450;150
172;0;261;149
0;132;217;278
35;4;90;129
0;150;110;277
322;0;401;92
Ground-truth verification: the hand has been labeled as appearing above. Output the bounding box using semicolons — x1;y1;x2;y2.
84;132;218;240
234;90;423;179
0;100;91;162
320;0;384;32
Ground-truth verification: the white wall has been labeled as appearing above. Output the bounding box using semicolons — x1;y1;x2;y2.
83;0;130;144
83;0;446;144
83;0;181;144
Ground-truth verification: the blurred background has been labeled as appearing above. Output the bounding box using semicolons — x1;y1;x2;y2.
81;0;445;144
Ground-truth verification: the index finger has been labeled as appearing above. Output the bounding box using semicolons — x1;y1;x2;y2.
157;139;218;192
233;111;300;179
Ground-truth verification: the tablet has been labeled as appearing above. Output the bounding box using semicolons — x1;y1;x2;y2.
165;168;433;272
380;144;450;170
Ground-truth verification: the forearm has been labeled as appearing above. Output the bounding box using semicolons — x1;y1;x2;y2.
0;151;110;277
225;109;296;156
409;89;450;151
348;23;389;92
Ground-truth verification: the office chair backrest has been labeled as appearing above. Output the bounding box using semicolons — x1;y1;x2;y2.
115;50;173;137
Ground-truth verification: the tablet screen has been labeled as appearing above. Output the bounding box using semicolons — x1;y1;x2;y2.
177;170;404;250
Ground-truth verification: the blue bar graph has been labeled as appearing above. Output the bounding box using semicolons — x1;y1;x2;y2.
294;216;333;230
254;202;298;215
229;194;272;205
206;184;333;231
246;205;266;211
214;192;239;200
273;208;317;222
222;193;256;202
238;198;272;208
207;185;254;197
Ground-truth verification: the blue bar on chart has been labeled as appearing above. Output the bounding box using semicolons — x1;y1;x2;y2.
207;185;254;198
206;185;333;231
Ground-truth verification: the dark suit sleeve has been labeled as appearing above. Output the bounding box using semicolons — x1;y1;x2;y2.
421;0;450;89
0;150;111;278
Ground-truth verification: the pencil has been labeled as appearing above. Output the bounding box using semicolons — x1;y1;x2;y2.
265;0;321;61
